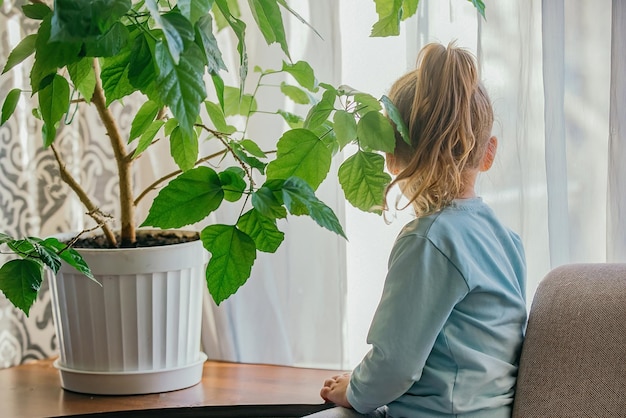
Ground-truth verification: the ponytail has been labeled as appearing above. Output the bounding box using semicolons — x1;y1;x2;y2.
385;42;493;217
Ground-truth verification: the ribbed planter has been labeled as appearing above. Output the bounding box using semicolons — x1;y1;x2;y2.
48;230;207;395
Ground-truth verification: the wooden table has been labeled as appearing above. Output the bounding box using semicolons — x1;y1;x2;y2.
0;358;338;417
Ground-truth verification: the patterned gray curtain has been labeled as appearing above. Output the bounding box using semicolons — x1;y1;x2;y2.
0;0;130;368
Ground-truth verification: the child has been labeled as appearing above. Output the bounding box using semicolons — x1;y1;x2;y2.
308;42;527;418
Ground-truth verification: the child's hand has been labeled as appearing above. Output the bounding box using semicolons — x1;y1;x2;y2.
320;373;353;408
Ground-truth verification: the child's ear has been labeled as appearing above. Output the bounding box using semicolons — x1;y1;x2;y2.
480;136;498;172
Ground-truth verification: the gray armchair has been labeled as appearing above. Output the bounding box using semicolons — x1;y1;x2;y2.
512;263;626;417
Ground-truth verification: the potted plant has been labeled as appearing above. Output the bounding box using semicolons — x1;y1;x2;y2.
0;0;484;394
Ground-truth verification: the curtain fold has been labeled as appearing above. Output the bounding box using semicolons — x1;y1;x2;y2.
541;0;571;267
608;0;626;262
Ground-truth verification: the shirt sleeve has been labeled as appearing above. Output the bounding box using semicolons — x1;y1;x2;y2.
346;234;469;413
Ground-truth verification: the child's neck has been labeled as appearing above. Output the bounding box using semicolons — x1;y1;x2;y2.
459;170;479;199
458;189;477;199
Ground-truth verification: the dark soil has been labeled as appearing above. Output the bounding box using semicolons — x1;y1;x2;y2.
72;230;200;249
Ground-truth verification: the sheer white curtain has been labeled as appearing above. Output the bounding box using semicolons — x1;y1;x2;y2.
343;0;623;367
200;1;348;370
2;0;624;373
200;0;626;370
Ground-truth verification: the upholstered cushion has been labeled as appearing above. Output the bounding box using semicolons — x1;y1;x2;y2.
512;263;626;417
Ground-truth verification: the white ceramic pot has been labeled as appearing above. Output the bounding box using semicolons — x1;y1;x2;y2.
48;230;207;395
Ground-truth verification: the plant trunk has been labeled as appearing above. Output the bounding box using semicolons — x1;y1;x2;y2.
91;59;136;246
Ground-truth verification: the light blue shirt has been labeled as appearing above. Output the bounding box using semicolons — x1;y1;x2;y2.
346;198;527;418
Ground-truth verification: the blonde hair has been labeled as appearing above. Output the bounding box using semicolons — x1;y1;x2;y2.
385;42;494;217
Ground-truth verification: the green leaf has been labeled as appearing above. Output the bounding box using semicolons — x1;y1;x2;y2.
219;167;246;202
280;83;310;105
0;232;12;245
313;122;339;156
2;34;37;75
371;0;402;37
266;128;332;190
336;84;359;96
201;224;256;305
354;92;382;113
205;101;236;134
212;0;242;32
100;47;137;105
162;12;196;42
231;143;267;174
469;0;486;19
212;2;228;31
142;166;224;228
333;110;357;149
282;177;346;238
0;259;43;316
154;41;207;140
7;237;35;256
178;0;214;24
304;88;336;130
132;120;164;159
381;95;410;145
1;89;21;126
60;249;98;283
38;74;70;147
215;0;248;91
211;72;225;109
41;123;56;148
83;22;130;57
251;183;287;219
248;0;290;58
282;60;317;91
339;151;391;214
170;126;199;172
6;237;62;275
356;111;396;153
223;86;257;116
277;110;303;129
146;0;186;64
30;16;82;92
195;14;227;74
67;57;96;102
22;3;52;20
130;101;160;142
164;117;179;136
275;0;322;40
41;238;97;282
401;0;420;20
25;238;62;274
239;139;267;158
50;0;131;41
128;33;157;92
237;209;284;253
